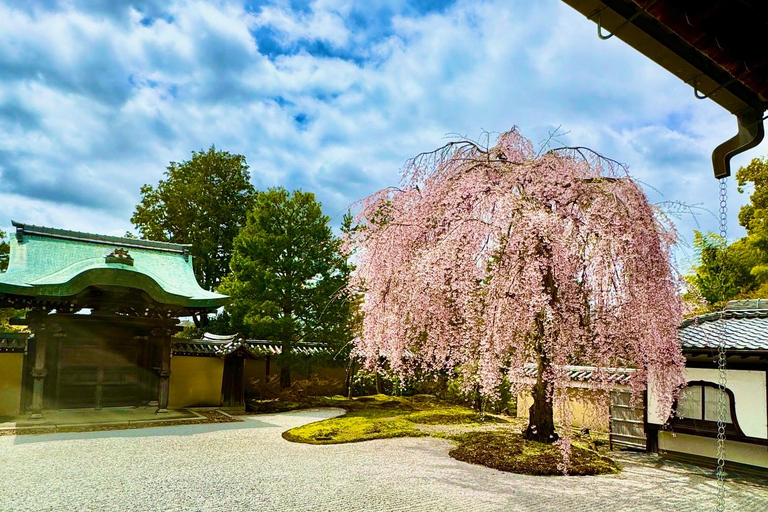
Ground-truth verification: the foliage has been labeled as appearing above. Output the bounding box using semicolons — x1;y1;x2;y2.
683;154;768;310
350;368;415;396
441;373;516;414
176;312;234;339
737;154;768;238
220;188;355;387
131;146;256;302
0;230;25;332
448;432;619;476
249;374;344;402
345;129;685;443
685;232;761;309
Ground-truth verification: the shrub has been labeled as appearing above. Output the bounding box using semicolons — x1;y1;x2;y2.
250;374;342;401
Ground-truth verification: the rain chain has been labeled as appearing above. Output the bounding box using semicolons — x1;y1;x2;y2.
715;177;728;512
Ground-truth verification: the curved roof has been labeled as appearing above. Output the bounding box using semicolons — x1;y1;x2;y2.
0;222;227;309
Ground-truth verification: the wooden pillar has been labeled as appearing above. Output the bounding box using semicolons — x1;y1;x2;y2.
157;335;171;413
29;333;48;420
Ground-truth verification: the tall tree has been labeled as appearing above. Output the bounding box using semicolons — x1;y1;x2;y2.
220;188;354;388
131;146;256;325
345;129;685;444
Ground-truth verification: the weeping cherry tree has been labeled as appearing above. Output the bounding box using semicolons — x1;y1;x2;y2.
345;129;686;445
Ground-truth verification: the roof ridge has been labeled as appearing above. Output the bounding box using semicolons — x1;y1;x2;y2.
680;308;768;329
12;221;191;253
521;362;635;373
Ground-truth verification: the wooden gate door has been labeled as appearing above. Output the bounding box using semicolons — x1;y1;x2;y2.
609;390;647;450
56;338;143;409
221;355;245;408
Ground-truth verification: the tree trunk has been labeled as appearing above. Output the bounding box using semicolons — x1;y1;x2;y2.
524;252;559;443
280;339;292;389
523;348;558;443
345;360;354;398
191;311;210;328
280;310;293;389
280;364;291;389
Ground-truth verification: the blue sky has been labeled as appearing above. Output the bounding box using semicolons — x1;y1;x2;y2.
0;0;765;269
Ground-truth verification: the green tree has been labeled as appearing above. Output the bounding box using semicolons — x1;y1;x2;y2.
220;188;355;388
131;146;256;326
737;154;768;237
686;231;760;307
0;229;25;332
686;154;768;310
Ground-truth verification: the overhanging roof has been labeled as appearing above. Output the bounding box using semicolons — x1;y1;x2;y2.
0;222;227;310
561;0;767;178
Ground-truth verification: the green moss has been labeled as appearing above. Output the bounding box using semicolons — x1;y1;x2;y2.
282;415;424;444
279;395;619;476
403;408;503;425
449;432;620;476
281;395;502;444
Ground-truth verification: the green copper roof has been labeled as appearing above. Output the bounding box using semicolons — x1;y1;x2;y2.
0;222;227;309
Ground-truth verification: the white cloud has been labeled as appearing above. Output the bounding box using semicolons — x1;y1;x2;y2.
254;2;350;48
0;0;763;261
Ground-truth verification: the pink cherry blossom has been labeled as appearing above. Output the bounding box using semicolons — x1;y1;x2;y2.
345;129;685;443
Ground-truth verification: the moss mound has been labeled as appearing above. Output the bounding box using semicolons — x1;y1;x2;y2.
281;395;504;444
283;415;424;444
278;395;619;476
449;431;620;476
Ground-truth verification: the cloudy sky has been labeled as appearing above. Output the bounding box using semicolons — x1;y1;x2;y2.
0;0;765;269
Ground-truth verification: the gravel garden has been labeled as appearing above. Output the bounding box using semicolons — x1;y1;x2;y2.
1;405;767;512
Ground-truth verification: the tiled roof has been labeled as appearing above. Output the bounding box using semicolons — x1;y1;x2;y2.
172;333;329;358
679;312;768;351
0;221;227;309
678;299;768;351
520;363;634;386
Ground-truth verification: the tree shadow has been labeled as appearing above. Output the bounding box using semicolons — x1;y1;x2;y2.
10;417;279;445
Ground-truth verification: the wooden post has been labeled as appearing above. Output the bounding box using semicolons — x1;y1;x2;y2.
157;335;171;413
29;333;47;420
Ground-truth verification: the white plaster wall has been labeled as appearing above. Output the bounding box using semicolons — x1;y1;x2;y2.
659;431;768;468
648;368;767;439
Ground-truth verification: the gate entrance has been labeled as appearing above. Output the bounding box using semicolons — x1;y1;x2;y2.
55;338;146;409
609;390;646;450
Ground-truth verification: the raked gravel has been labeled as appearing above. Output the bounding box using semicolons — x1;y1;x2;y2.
1;408;767;512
